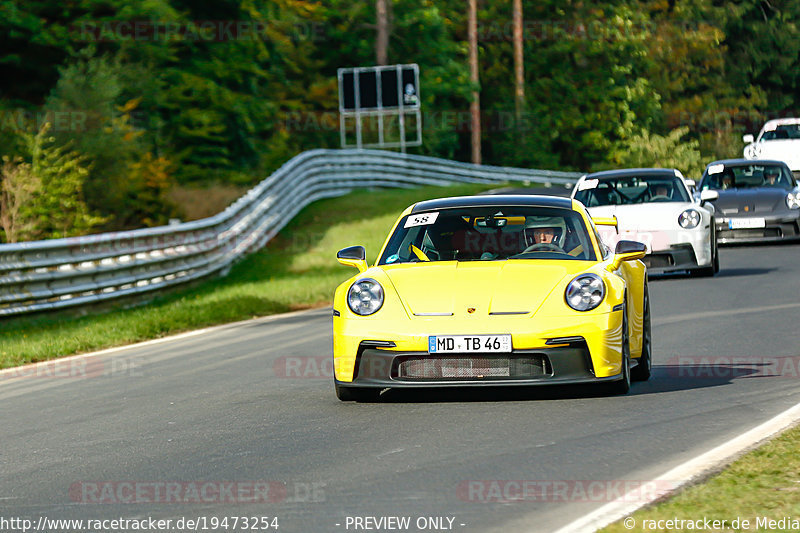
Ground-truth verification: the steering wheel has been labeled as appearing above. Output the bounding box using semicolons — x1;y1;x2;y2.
650;195;671;202
522;243;565;253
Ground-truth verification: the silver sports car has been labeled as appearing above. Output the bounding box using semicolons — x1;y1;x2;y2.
697;159;800;244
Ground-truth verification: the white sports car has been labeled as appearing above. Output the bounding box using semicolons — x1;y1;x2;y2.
743;118;800;180
571;168;719;276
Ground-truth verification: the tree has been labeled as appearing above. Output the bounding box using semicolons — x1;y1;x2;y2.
376;0;390;65
476;1;662;170
27;124;106;238
0;156;40;243
512;0;524;123
723;0;800;113
608;126;704;178
45;52;177;229
3;0;800;223
0;123;106;242
468;0;481;164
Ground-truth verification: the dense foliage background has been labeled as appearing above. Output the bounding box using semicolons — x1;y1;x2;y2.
1;0;798;241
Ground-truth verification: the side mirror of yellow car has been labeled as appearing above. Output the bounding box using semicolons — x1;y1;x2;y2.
608;240;647;271
337;245;368;273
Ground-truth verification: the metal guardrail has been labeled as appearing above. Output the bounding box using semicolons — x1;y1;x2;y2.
0;149;581;316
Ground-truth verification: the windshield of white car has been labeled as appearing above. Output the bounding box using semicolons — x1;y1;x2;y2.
760;124;800;141
378;206;597;264
573;175;690;206
701;164;795;190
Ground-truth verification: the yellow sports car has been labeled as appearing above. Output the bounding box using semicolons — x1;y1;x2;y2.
332;195;651;401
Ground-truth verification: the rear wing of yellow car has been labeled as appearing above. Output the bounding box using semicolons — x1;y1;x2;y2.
592;216;618;232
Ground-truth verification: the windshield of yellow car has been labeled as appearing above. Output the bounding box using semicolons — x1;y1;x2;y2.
574;175;690;206
378;206;597;264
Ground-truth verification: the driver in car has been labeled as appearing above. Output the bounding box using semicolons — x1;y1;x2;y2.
763;167;780;186
652;184;671;199
525;218;563;247
523;219;588;258
720;170;734;190
532;226;557;244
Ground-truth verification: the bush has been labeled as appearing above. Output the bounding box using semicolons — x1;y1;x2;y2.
0;156;39;243
607;127;704;178
0;124;106;243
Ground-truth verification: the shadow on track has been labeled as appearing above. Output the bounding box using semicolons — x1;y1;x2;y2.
376;384;613;403
714;267;777;278
647;266;777;281
637;361;795;394
355;361;785;403
720;240;800;249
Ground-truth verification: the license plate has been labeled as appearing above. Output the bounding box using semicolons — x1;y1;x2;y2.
428;335;512;354
729;218;765;229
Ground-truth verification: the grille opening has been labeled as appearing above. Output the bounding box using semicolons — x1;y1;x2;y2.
393;354;552;381
643;255;673;268
724;228;781;239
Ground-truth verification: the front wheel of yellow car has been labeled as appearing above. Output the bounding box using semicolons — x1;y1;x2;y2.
631;285;652;382
335;382;381;402
609;302;631;395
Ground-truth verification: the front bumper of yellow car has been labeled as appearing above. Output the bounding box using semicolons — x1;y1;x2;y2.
333;309;626;388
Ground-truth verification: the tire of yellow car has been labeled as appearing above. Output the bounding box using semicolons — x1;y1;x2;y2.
631;285;652;382
610;301;631;395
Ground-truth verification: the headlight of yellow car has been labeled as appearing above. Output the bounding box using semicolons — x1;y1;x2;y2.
565;274;605;311
347;278;384;315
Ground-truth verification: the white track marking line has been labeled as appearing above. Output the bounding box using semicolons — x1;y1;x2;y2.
139;318;327;367
172;328;332;377
0;307;329;381
551;400;800;533
655;301;800;327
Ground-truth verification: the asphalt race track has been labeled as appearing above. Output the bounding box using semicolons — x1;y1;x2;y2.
3;243;800;533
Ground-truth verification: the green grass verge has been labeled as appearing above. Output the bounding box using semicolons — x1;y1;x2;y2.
600;423;800;532
0;183;497;369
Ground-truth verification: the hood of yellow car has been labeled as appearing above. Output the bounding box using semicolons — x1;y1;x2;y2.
381;260;591;317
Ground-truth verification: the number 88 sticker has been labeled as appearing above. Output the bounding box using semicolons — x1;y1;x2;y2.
404;212;439;228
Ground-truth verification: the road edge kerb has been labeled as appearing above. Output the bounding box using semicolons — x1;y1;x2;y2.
0;306;329;379
550;400;800;533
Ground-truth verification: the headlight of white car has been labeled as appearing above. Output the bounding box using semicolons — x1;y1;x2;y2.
347;278;384;315
786;192;800;210
678;209;701;229
565;274;605;312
